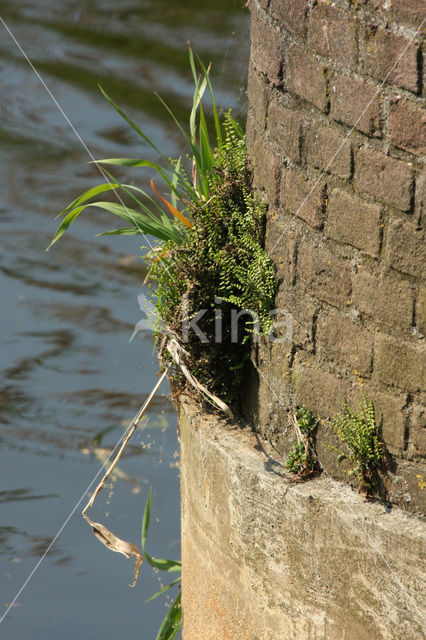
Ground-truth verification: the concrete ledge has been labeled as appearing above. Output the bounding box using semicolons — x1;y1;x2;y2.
179;398;426;640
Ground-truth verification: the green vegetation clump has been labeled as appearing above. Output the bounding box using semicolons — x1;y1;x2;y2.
331;394;383;494
149;114;276;402
286;406;319;476
48;50;277;408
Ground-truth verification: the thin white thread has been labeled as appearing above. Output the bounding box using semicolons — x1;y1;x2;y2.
0;17;175;624
0;17;171;270
250;355;425;627
0;392;163;624
267;18;425;258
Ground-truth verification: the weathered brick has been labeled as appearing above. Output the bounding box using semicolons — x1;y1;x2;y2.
375;333;426;393
267;97;302;163
317;309;374;375
280;168;326;229
297;240;352;308
275;279;319;351
285;46;327;111
352;268;415;331
385;218;426;278
389;0;425;29
355;146;414;212
416;286;426;336
252;140;281;205
247;64;269;129
409;404;426;458
357;0;386;9
270;0;309;39
330;72;382;137
309;1;357;67
389;97;426;156
360;26;420;93
265;216;298;283
327;188;381;257
246;111;281;205
293;356;350;419
415;170;426;225
250;4;282;85
305;124;352;179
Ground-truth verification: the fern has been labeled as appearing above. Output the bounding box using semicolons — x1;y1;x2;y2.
331;394;383;493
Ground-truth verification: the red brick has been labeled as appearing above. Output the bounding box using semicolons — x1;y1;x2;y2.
309;1;357;67
297;240;352;308
385;218;426;278
389;97;426;156
250;3;282;85
355;146;414;212
360;26;420;93
280;168;326;229
329;72;382;137
285;46;327;111
247;64;269;129
267;96;302;163
270;0;309;39
352;268;415;331
317;309;374;375
389;0;425;29
305;124;352;180
327;188;382;257
375;333;426;393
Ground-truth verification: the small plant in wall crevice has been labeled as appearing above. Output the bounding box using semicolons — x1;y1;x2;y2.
286;406;320;480
331;394;384;495
48;48;277;413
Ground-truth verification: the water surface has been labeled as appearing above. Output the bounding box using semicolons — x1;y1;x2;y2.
0;1;249;637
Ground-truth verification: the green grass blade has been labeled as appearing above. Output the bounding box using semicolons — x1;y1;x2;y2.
171;157;182;209
145;577;181;603
141;489;152;552
155;592;182;640
99;86;162;156
154;92;202;172
47;206;87;249
99;168;185;244
56;183;121;219
144;550;181;573
97;227;142;236
195;53;223;148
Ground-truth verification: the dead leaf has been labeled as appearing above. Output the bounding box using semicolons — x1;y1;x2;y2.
167;338;234;419
81;365;171;586
83;513;142;587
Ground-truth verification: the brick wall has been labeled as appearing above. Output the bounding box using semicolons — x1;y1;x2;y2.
246;0;425;513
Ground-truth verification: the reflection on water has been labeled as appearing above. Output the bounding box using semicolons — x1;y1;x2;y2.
0;0;249;637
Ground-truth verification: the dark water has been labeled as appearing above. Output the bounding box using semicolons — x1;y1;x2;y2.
0;1;249;637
